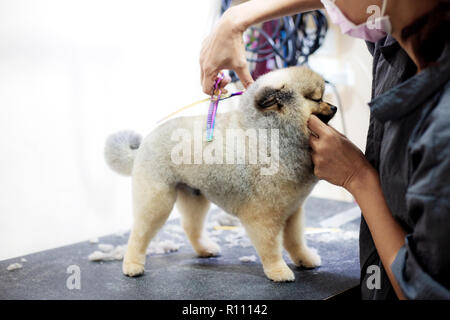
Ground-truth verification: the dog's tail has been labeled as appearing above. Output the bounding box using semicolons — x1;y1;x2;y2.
104;130;142;176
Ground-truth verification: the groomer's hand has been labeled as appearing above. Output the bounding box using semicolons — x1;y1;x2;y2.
308;115;375;192
200;8;254;95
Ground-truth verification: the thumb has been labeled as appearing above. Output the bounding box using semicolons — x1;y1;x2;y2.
307;115;329;137
330;125;346;138
235;63;254;88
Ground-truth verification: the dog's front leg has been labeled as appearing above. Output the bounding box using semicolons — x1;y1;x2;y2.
123;177;177;277
239;205;294;282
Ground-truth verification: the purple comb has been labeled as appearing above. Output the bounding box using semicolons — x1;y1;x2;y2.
206;72;225;141
205;73;245;142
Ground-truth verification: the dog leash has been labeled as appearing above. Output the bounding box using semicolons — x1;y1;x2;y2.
156;72;244;142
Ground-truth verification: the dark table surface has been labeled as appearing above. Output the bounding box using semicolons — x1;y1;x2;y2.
0;197;361;300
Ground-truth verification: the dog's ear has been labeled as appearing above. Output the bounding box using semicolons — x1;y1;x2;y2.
255;86;293;112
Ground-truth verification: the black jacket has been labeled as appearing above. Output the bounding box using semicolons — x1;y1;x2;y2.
360;36;450;300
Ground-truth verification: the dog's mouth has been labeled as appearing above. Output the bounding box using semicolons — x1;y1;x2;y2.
314;103;337;124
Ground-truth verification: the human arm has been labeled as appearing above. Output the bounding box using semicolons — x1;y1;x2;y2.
307;115;407;299
199;0;323;94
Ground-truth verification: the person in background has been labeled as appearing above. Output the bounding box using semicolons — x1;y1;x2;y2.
200;0;450;300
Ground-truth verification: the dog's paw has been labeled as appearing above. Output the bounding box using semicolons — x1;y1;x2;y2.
264;264;295;282
295;247;321;269
122;260;145;277
196;238;221;257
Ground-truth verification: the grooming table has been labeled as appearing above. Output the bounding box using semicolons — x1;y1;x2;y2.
0;197;360;300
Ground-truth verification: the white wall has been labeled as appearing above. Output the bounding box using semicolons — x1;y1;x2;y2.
0;0;219;260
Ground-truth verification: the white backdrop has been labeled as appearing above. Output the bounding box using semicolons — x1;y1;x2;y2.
0;0;220;260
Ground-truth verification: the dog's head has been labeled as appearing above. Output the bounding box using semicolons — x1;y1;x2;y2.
250;66;337;128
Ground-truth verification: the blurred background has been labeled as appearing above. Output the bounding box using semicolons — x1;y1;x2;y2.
0;0;372;261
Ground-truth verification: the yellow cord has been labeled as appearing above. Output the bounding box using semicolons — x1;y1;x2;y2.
156;97;211;124
155;91;239;124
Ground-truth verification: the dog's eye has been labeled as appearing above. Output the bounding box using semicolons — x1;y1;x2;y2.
309;98;322;103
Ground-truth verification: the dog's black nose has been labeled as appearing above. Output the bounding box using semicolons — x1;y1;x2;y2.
330;105;337;114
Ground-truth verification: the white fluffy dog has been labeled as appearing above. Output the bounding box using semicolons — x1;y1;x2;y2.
105;66;336;282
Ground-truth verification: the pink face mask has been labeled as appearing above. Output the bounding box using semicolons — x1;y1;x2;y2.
321;0;392;42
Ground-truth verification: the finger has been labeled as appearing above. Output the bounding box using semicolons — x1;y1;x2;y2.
219;74;231;87
330;125;346;138
200;57;209;94
201;70;209;95
307;115;329;137
310;151;320;169
309;129;319;139
200;64;204;89
199;46;207;89
199;35;210;57
309;133;319;143
202;69;218;95
235;62;254;88
308;134;319;151
218;74;231;94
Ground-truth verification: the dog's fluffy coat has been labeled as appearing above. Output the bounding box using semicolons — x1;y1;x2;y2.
105;66;336;282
